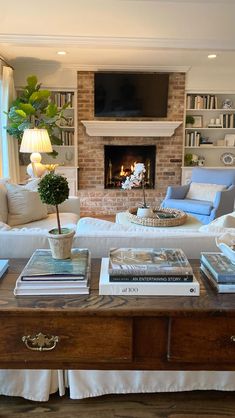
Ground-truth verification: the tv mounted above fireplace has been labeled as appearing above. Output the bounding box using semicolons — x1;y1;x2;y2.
94;72;169;118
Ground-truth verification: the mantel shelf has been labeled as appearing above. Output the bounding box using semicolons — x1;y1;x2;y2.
81;120;182;137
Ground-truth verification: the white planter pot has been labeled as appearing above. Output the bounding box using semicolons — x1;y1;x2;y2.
47;228;75;259
137;207;153;218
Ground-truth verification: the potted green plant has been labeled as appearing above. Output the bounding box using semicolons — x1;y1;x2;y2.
186;115;195;128
6;75;69;157
38;173;75;259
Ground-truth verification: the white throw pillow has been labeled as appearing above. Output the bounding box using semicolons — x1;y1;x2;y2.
6;183;48;227
199;211;235;234
186;182;226;202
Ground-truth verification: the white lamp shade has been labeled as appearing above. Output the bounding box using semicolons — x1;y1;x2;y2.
20;128;53;153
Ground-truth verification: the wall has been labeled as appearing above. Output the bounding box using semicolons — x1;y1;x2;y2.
76;71;185;216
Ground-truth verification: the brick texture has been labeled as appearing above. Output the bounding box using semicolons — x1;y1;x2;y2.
77;71;185;216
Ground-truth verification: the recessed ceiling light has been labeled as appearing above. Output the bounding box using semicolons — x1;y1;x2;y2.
208;54;217;59
57;51;67;55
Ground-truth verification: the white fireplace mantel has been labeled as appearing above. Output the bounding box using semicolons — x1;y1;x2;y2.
81;120;182;137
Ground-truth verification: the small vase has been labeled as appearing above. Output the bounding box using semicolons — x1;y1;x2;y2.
137;207;153;218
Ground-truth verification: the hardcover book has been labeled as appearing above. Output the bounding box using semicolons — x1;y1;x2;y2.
108;248;193;278
100;258;199;296
19;248;90;281
201;252;235;283
200;264;235;293
0;259;9;279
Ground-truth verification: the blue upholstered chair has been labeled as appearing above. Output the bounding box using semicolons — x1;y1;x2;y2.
161;167;235;224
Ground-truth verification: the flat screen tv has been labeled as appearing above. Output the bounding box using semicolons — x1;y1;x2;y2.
94;72;169;117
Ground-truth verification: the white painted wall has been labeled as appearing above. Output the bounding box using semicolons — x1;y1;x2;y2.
13;63;235;93
13;64;77;89
186;66;235;93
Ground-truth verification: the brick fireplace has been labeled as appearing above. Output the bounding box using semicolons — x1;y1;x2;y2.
77;71;185;216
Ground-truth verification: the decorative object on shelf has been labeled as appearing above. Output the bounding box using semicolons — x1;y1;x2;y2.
192;115;203;128
20;128;53;178
220;152;235;166
45;163;59;173
127;207;187;227
184;153;199;166
224;134;235;147
185;115;195;128
6;75;70;157
198;156;205;166
38;173;75;259
222;99;233;109
122;163;151;216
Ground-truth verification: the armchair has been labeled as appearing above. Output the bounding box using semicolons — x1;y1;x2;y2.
161;167;235;224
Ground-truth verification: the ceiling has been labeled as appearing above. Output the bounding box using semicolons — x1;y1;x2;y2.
1;0;235;70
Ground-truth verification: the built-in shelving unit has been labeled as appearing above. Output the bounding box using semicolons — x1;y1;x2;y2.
19;88;78;196
182;92;235;183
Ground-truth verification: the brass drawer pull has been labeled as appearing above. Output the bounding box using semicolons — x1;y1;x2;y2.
22;332;59;351
231;336;235;342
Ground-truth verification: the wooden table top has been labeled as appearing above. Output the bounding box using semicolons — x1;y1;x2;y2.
1;258;235;317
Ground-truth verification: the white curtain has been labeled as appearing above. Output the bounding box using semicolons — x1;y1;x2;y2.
0;66;20;183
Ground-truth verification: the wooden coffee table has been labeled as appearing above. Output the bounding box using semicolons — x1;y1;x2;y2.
0;258;235;370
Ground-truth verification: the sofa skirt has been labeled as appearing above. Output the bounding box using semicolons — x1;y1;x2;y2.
0;369;65;402
66;370;235;399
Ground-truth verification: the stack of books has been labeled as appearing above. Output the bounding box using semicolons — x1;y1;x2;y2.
14;248;90;296
99;248;200;296
200;252;235;293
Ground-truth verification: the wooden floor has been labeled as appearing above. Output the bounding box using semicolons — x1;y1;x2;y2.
1;390;235;418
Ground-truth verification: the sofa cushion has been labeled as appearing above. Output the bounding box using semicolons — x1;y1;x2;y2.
199;211;235;234
163;199;213;215
0;183;8;223
14;212;79;230
186;182;226;202
0;221;11;230
6;183;48;227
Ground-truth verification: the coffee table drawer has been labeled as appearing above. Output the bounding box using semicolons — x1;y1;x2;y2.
0;315;132;363
168;317;235;363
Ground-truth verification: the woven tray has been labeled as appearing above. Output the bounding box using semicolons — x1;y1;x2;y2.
127;207;187;227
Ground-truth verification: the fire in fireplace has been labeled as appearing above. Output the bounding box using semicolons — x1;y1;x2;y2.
104;145;156;189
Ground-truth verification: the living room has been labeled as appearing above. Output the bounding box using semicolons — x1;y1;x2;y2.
1;0;235;416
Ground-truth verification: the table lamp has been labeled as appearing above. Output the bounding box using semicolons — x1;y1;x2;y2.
20;128;53;178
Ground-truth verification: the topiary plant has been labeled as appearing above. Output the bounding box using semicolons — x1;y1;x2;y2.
38;173;69;234
6;75;70;157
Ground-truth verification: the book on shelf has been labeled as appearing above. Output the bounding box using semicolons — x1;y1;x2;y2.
200;264;235;293
19;248;90;281
0;259;9;278
108;248;193;278
201;252;235;283
100;258;199;296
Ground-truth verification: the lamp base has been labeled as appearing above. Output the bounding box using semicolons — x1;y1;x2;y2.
27;152;47;178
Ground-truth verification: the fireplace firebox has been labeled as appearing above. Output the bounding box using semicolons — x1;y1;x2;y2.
104;145;156;189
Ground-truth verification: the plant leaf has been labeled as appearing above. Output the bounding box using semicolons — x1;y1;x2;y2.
19;103;36;115
15;109;27;118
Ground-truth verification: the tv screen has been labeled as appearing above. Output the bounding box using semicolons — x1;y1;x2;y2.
94;72;169;117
